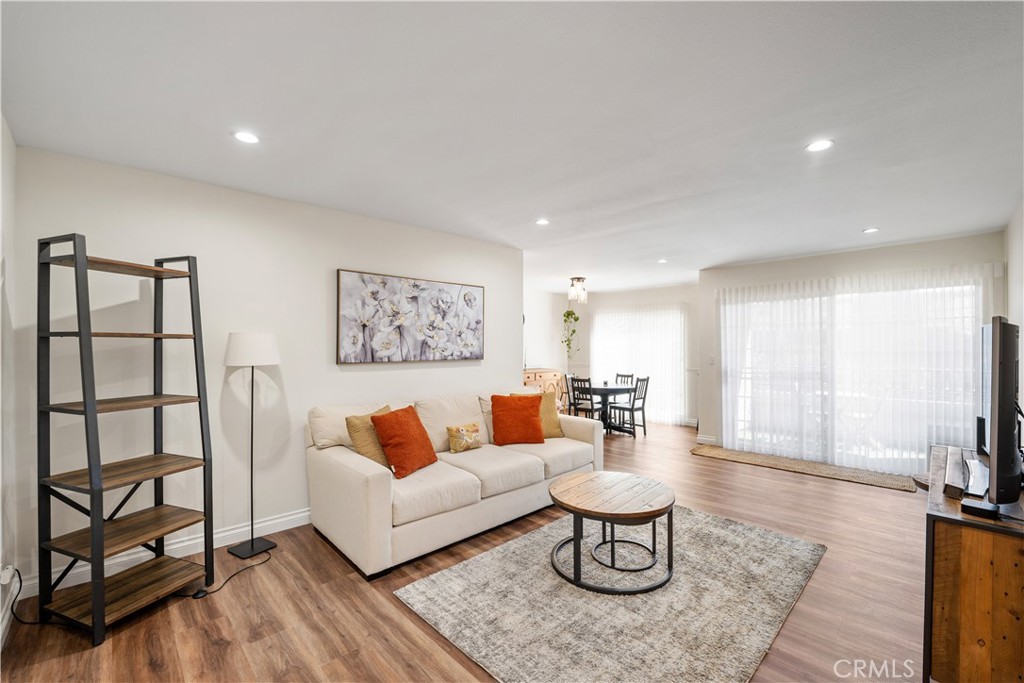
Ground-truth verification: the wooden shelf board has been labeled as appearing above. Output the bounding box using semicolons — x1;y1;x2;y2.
43;453;204;493
45;556;205;628
46;332;194;339
49;255;190;279
43;505;204;561
46;394;199;415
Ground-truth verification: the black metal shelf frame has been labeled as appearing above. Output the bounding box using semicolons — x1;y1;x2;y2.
37;233;214;646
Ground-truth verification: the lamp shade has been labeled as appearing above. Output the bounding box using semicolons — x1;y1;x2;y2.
224;332;281;367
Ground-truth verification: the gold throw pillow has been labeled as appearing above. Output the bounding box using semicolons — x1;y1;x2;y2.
345;405;392;467
447;423;483;453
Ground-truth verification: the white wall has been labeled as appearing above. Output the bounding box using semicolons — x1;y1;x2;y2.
697;231;1007;445
1006;198;1023;393
523;288;566;371
1;117;16;635
574;284;700;426
6;148;523;600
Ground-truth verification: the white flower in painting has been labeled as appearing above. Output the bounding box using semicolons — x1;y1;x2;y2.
371;328;401;359
361;282;387;306
429;289;455;317
400;279;429;300
379;295;415;330
344;299;381;328
340;323;363;356
462;290;478;311
435;340;457;358
448;315;481;358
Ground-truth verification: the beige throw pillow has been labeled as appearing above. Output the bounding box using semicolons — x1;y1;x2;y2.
447;423;483;453
512;390;563;439
345;405;392;467
538;391;563;438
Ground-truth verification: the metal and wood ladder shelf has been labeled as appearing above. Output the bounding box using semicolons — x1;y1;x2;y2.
37;233;213;645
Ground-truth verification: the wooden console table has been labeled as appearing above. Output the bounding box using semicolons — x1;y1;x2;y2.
923;445;1023;682
523;368;563;405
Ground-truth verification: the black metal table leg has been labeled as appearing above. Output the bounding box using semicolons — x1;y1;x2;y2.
572;514;582;584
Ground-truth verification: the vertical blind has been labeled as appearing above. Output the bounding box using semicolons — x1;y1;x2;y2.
591;304;685;424
719;265;994;475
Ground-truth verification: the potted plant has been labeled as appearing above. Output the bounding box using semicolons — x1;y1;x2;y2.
561;309;580;359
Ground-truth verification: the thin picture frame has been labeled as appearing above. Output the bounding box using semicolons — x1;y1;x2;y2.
337;269;485;364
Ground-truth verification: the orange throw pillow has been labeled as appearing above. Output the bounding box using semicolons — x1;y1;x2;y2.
491;394;544;446
371;406;438;479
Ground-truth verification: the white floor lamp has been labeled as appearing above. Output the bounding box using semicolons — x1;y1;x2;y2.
224;332;281;559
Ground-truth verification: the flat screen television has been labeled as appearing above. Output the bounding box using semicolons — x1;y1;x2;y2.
971;315;1023;515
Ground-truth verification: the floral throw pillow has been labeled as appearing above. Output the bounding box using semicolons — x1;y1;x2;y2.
447;423;483;453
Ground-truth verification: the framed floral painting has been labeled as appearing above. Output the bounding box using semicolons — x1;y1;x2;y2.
337;269;485;363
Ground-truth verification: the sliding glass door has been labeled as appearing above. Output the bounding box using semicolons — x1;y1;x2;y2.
720;265;994;474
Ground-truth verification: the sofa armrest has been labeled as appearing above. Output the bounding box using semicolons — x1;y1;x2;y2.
558;414;604;471
306;444;393;575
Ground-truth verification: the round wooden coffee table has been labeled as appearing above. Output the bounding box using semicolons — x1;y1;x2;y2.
548;471;675;595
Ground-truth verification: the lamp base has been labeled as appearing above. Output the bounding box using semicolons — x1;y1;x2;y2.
227;536;277;559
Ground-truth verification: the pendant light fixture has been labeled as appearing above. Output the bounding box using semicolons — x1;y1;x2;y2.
568;277;588;304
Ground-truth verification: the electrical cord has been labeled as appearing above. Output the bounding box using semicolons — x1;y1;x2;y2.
7;568;77;630
9;550;273;630
174;550;272;599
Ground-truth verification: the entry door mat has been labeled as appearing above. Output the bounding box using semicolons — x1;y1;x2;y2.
395;506;825;683
691;444;918;492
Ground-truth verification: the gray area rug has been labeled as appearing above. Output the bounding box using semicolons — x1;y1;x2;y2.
691;444;918;492
395;506;826;683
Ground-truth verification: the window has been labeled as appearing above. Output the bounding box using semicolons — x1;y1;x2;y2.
591;304;684;424
720;265;994;474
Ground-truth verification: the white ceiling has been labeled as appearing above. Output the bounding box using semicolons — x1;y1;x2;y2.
3;2;1022;293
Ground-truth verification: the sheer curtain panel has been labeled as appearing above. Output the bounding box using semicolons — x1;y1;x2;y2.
591;304;685;425
720;265;994;475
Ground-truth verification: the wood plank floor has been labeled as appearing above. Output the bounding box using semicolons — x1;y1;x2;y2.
2;424;927;682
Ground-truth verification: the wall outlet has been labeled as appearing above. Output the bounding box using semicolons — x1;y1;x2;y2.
0;565;13;585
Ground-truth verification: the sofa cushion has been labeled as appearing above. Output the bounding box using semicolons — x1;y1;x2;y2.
416;395;490;451
503;438;594;478
491;394;544;446
308;403;383;448
372;406;437;479
392;461;482;526
439;444;545;498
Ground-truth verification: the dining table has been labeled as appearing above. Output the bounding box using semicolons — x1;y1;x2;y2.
589;384;634;435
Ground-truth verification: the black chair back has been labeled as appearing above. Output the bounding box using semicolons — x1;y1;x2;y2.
570;376;594;406
632;377;650;407
563;373;575;410
615;373;634;385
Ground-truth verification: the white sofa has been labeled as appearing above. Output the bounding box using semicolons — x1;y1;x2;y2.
305;393;604;576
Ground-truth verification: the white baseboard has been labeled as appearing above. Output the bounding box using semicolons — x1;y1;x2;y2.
695;434;719;445
683;418;698;428
0;507;310;646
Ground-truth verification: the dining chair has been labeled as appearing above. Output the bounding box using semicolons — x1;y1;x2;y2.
561;373;574;414
609;376;649;437
569;376;601;419
612;373;634;404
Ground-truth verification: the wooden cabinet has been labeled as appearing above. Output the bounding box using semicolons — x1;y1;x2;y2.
924;445;1023;682
523;368;564;408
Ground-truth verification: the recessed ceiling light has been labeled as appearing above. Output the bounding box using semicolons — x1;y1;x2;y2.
862;227;879;234
657;259;668;264
535;218;550;226
234;131;260;144
805;139;834;152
